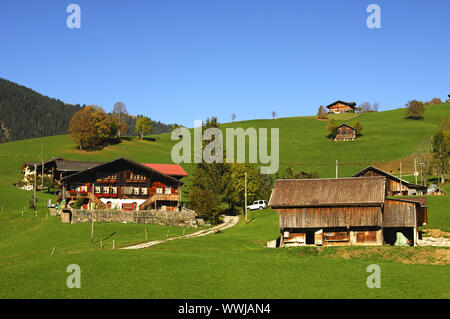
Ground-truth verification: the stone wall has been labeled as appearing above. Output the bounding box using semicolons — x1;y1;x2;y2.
62;208;198;228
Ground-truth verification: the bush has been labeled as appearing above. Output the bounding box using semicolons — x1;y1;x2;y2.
352;120;363;137
71;198;85;209
405;100;425;119
326;119;338;138
425;98;442;105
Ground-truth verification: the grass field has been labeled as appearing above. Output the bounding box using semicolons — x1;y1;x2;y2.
0;104;448;298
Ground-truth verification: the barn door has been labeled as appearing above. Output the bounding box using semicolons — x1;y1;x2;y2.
314;229;323;246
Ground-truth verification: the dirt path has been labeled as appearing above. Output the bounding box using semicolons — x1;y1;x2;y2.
121;215;239;250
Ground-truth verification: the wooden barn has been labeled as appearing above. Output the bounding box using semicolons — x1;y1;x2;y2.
22;158;104;189
326;101;356;114
60;157;185;211
334;124;356;141
268;177;427;247
352;166;427;196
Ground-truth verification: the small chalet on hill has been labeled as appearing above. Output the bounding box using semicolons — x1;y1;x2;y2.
326;100;356;114
334;124;356;141
269;177;427;247
352;166;427;196
60;158;186;212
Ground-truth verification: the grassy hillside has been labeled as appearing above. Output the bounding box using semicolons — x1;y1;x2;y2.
0;104;448;298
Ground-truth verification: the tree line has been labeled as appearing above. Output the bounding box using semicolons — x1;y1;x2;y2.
69;103;159;150
0;78;81;143
0;78;174;144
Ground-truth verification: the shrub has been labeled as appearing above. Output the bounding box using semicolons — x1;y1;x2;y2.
405;100;425;119
71;198;85;209
326;119;338;138
352;121;363;137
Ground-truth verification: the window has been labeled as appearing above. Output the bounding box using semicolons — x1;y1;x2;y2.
95;186;101;194
110;173;117;180
141;188;147;195
123;187;132;195
165;187;171;195
156;188;163;194
125;172;132;180
111;187;118;194
133;174;139;180
103;186;109;194
133;187;140;195
81;185;87;192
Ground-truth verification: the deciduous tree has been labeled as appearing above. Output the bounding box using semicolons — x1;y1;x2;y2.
352;120;363;137
112;102;129;138
69;105;117;150
317;105;328;119
326;119;338;139
405;100;425;119
134;116;152;140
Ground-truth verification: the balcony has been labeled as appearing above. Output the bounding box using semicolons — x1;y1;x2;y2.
66;191;90;198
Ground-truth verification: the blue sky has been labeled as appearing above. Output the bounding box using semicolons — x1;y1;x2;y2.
1;0;449;126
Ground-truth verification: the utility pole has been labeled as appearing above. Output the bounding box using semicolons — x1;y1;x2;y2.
41;142;44;189
336;160;338;178
244;172;247;224
33;163;37;208
414;159;418;185
91;211;94;243
418;162;424;186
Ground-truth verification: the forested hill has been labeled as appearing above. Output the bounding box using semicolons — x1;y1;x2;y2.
0;78;173;143
0;78;81;143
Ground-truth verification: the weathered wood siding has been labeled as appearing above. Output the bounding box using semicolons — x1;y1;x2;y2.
416;206;427;226
335;126;356;140
383;199;416;227
277;206;382;228
358;170;408;195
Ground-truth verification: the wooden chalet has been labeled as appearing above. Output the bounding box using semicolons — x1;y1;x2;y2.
352;166;427;196
334;124;356;141
21;158;103;190
269;177;427;247
326;101;356;114
60;158;185;212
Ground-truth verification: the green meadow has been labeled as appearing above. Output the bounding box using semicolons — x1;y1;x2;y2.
0;104;448;298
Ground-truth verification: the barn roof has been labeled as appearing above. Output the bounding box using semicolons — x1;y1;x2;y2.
390;197;427;207
352;166;426;190
55;159;104;172
141;163;188;177
337;124;356;130
269;176;386;208
326;100;357;109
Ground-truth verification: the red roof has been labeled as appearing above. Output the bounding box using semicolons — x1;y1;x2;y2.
142;163;188;177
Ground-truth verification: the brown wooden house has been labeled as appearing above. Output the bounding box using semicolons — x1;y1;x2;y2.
334;124;356;141
60;157;185;211
352;166;427;196
269;177;427;247
326;101;356;114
